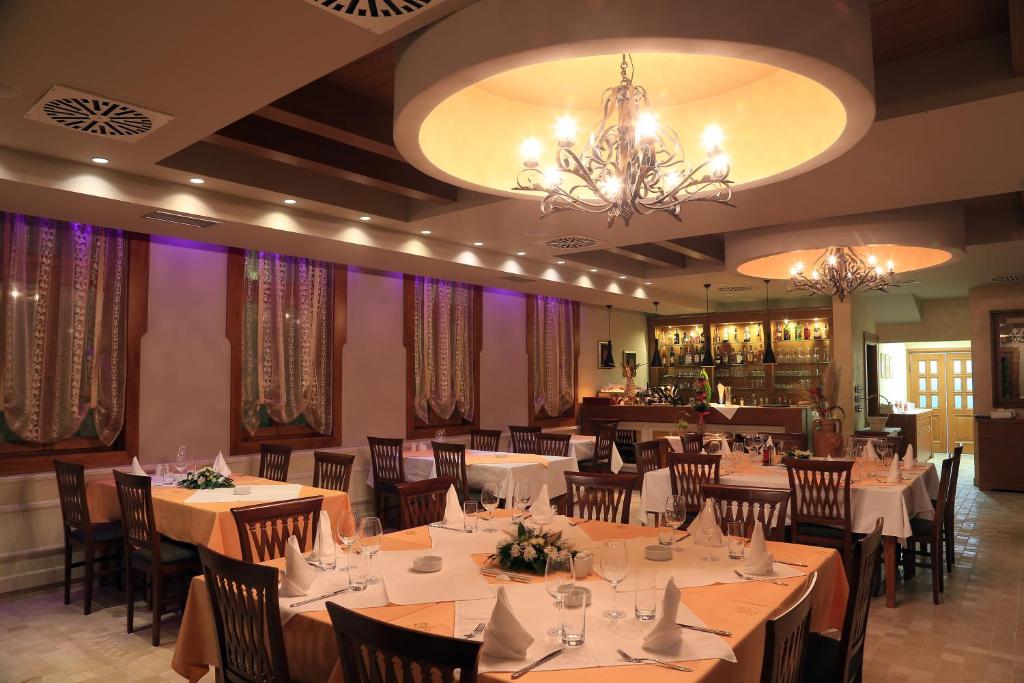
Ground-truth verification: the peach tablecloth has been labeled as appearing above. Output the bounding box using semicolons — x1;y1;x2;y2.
172;518;846;683
86;475;350;559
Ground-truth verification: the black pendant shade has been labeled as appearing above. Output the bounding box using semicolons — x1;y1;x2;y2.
649;301;663;368
700;284;715;367
762;279;777;365
601;304;616;368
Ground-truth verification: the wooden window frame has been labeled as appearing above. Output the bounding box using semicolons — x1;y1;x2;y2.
526;295;580;428
403;274;482;439
226;249;347;455
0;232;149;475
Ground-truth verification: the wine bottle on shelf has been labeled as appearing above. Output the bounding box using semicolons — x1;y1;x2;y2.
783;323;791;341
775;322;782;342
684;346;692;365
813;324;821;340
803;322;811;340
673;329;681;345
669;348;676;366
756;325;762;341
743;326;750;343
823;322;829;339
732;327;738;342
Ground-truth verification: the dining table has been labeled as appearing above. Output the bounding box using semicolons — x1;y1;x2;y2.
171;512;848;683
640;450;939;608
85;473;351;559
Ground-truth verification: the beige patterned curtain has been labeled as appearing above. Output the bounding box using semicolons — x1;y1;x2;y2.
413;276;474;422
1;212;128;444
531;296;576;418
240;251;333;436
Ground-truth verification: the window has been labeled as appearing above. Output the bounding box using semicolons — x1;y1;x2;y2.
0;212;148;474
404;275;481;438
526;294;580;427
227;249;346;454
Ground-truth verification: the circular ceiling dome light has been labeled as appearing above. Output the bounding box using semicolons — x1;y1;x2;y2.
394;0;875;200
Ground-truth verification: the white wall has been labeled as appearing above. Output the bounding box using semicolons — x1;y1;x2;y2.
879;342;908;404
578;304;650;398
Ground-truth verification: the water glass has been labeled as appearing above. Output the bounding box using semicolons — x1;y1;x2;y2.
634;572;657;622
560;588;587;646
347;543;368;591
481;483;499;532
463;501;479;532
726;521;746;560
359;517;383;585
154;463;168;485
545;553;575;636
512;481;532;522
658;516;676;546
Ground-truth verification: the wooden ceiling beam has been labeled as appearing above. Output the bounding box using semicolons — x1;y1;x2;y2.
659;236;726;263
613;243;689;269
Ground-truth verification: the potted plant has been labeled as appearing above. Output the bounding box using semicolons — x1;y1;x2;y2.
795;364;846;457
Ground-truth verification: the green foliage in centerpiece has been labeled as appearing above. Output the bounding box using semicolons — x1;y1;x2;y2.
176;466;235;490
785;449;814;460
488;523;575;574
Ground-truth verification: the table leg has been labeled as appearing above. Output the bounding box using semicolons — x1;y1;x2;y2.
884;536;897;608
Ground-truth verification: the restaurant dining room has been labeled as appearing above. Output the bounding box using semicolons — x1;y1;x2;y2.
2;1;1024;681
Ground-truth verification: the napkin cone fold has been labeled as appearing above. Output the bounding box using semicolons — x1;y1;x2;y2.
212;451;231;476
903;444;916;469
441;484;464;527
130;457;147;477
642;577;682;652
529;484;554;523
864;440;878;461
279;536;317;597
482;586;534;659
886;453;902;483
692;498;724;547
744;521;774;575
308;511;336;565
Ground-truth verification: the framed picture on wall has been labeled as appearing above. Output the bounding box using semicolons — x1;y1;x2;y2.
597;341;615;369
622;350;637;375
880;352;892;379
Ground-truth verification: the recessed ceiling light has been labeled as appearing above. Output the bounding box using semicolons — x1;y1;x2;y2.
556;260;566;265
516;251;526;256
420;229;432;235
589;268;599;273
618;275;627;279
644;281;653;285
282;198;297;205
90;157;109;165
189;177;205;184
474;241;484;246
359;215;371;221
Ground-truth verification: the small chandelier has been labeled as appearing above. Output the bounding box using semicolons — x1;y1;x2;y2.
789;246;898;302
513;54;735;228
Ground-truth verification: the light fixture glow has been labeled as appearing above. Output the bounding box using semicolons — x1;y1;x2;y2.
789;246;900;301
473;241;484;246
543;166;563;187
589;268;599;273
516;251;526;256
282;198;297;205
359;215;371;221
189;177;205;184
420;229;432;235
701;124;725;153
644;281;653;285
553;115;577;144
556;260;566;265
634;111;658;142
618;275;627;279
519;137;542;167
90;157;109;165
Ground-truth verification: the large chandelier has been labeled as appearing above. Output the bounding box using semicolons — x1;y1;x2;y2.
789;246;898;302
512;54;735;227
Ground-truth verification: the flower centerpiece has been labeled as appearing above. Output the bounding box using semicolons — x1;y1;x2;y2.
488;523;575;574
785;449;814;460
176;466;235;490
691;369;713;434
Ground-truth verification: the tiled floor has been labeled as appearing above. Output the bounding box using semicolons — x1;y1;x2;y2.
1;455;1021;682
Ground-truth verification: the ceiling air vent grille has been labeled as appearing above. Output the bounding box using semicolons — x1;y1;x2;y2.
718;285;752;292
990;274;1024;283
142;210;218;229
24;85;172;141
499;274;534;283
543;234;599;250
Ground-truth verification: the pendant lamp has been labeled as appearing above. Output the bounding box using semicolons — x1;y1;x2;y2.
762;279;777;364
701;284;715;367
601;304;616;368
649;301;663;368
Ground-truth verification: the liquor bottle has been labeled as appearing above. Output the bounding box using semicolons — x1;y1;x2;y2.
783;323;791;341
732;327;738;342
755;325;762;341
684;346;692;365
813;324;821;340
823;322;829;339
714;329;720;345
673;329;681;345
803;322;811;340
743;326;751;343
775;322;782;342
661;348;668;365
734;349;742;364
669;348;676;366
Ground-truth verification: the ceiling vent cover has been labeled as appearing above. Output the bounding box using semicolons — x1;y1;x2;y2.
990;274;1024;283
718;285;753;293
303;0;439;34
499;274;534;283
142;210;218;229
543;234;599;250
25;85;172;141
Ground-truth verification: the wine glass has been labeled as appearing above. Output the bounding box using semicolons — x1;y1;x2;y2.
174;445;189;478
743;434;756;460
664;496;686;551
336;509;358;552
544;553;575;636
599;540;629;620
513;481;532;522
701;501;723;562
875;439;892;467
481;482;500;532
358;516;383;585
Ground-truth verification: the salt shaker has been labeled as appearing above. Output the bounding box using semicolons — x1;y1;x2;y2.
573;551;593;577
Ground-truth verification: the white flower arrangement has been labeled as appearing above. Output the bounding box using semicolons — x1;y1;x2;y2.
488;523;575;574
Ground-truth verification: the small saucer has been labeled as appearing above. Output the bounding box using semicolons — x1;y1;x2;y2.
412;555;443;573
644;544;674;561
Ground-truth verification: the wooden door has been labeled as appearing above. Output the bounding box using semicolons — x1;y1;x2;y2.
909;352;947;454
945;352;975;454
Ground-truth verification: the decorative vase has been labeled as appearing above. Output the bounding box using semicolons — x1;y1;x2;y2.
623;372;637;405
812;418;844;458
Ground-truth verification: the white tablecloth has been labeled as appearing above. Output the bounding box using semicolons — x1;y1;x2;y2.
665;434;733;455
184;484;303;504
568;434;624;473
640;460;940;539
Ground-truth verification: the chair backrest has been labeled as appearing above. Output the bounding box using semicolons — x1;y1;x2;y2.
667;452;721;512
508;425;541;453
701;483;791;542
312;451;355;492
327;601;481;683
432;442;468;502
784;457;853;532
536;432;571;458
760;571;818;683
562;472;636;524
259;444;292;482
199;545;290;683
588;417;619;436
774;433;806;454
592;424;617;470
368;436;406;486
231;497;324;562
469;428;501;452
396;477;458;530
615;428;637;446
836;518;883;683
680;433;703;453
946;443;963;515
634;439;665;477
930;457;954;530
54;459;91;532
112;470;159;560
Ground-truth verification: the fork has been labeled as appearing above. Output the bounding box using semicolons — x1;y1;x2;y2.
733;569;788;586
461;622;486;639
617;649;692;672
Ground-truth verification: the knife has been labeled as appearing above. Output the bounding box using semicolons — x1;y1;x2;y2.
510;648;565;679
676;622;732;637
773;559;808;568
428;522;473;533
289;586;352;608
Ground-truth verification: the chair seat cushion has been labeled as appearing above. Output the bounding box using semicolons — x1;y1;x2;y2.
910;517;935;535
798;522;846;540
131;537;198;565
802;632;843;683
70;521;123;543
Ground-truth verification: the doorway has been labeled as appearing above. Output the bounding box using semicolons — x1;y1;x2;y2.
907;349;974;454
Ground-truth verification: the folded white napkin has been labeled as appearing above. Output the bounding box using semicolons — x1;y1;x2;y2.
130;457;147;477
279;536;317;597
642;577;682;652
482;586;534;659
718;437;732;456
864;440;878;460
765;436;774;451
529;484;554;523
692;498;724;547
308;511;336;565
717;382;727;405
744;521;774;575
443;484;464;526
212;451;231;477
886;454;901;483
903;444;916;469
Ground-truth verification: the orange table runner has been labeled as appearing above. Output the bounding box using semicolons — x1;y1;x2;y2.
403;451;552;467
86;474;350;559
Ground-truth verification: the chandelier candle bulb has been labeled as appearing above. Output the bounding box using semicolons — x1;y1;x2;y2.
520;138;542;168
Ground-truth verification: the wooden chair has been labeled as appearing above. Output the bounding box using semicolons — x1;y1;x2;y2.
312;451;355;492
54;460;122;615
635;440;666;525
943;444;964;573
701;483;791;542
113;470;200;646
198;545;290;682
804;519;884;683
785;457;855;570
588;417;619;436
760;572;818;683
903;457;954;604
259;444;292;482
667;452;721;527
368;436;406;525
581;423;616;472
680;432;704;453
432;441;469;502
396;477;458;530
327;601;482;683
562;472;636;524
469;428;501;452
615;428;637;462
536;432;571;458
231;496;324;563
508;425;541;453
773;433;806;454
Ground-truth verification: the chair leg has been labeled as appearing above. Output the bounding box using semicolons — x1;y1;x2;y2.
944;515;955;573
936;539;945;594
930;542;941;605
151;574;162;647
63;541;72;606
125;565;135;634
83;544;95;616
